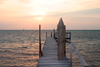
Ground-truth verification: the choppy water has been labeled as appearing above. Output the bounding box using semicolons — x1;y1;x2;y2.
0;30;100;67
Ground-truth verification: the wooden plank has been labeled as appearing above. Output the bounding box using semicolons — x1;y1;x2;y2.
37;64;71;67
38;63;70;65
41;56;57;58
37;37;71;67
39;59;69;63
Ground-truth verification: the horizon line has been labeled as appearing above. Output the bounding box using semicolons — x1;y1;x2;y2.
0;29;100;30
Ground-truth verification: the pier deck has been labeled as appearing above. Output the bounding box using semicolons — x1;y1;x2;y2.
37;37;71;67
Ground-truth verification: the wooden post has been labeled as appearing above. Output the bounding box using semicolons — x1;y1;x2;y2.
70;42;73;66
66;32;68;39
39;25;41;57
51;32;52;37
57;18;66;60
46;32;47;38
70;32;71;41
39;25;43;57
53;29;55;39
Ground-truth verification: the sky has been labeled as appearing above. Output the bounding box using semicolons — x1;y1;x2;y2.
0;0;100;30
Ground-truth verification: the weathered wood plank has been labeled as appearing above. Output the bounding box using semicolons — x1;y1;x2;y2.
38;60;70;63
37;64;71;67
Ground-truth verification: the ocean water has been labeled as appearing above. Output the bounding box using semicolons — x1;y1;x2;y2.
0;30;100;67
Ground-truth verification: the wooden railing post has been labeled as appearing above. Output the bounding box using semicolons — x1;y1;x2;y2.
51;32;52;37
53;29;55;39
66;32;68;38
39;25;43;57
57;18;66;60
69;32;71;41
70;42;73;66
46;32;47;38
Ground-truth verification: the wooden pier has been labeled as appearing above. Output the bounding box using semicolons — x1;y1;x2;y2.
37;18;88;67
37;37;70;67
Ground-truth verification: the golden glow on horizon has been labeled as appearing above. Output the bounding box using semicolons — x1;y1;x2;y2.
35;12;46;20
36;16;42;20
34;12;46;16
29;11;46;20
0;0;100;30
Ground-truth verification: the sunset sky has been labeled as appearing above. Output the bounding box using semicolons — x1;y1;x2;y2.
0;0;100;30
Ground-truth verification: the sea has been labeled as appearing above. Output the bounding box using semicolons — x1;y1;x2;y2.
0;30;100;67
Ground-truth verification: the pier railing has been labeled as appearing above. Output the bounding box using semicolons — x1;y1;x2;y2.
54;32;71;40
66;40;88;67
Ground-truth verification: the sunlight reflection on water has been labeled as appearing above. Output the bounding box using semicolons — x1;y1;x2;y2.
0;30;100;67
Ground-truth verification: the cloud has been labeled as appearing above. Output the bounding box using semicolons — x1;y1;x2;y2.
78;0;100;8
74;8;100;15
48;8;100;19
14;15;43;19
0;1;31;17
0;0;7;4
62;0;100;13
0;0;100;30
18;0;31;4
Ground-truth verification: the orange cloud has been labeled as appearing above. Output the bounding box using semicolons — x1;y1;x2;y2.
0;0;7;4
